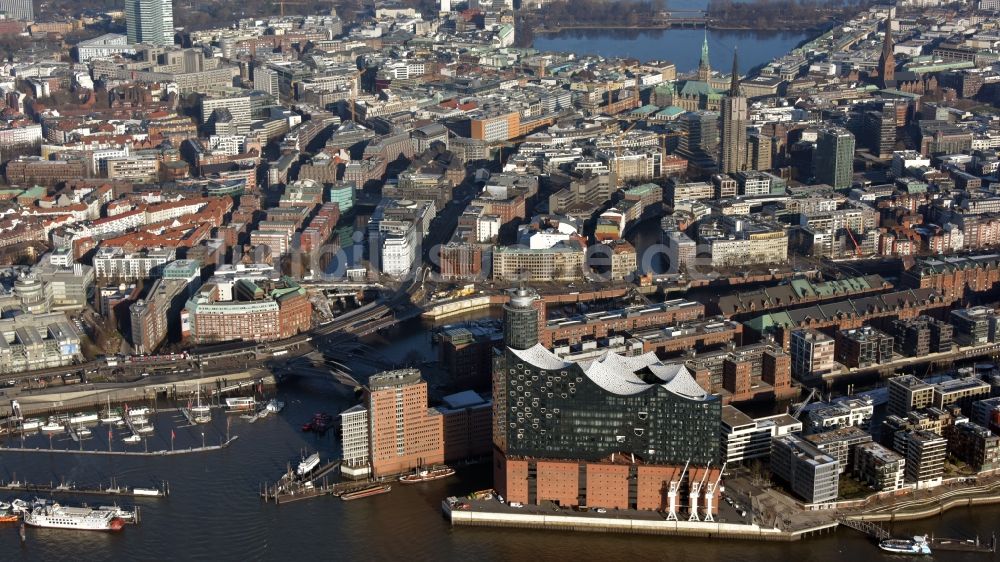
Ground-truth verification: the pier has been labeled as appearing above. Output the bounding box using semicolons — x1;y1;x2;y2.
837;518;890;540
927;533;997;553
0;435;239;456
258;459;395;504
1;478;169;499
838;518;995;554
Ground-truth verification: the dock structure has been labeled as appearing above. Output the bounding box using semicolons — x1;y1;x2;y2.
928;533;997;554
0;479;169;499
258;459;398;505
838;518;890;540
0;435;239;456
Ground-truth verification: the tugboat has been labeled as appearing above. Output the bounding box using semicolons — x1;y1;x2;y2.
879;535;932;555
301;412;333;433
399;466;456;484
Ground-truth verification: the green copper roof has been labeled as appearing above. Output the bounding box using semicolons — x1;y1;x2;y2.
678;80;721;98
700;31;710;70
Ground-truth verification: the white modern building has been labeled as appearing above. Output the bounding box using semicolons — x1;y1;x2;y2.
339;404;371;479
93;247;175;281
721;405;803;465
0;0;32;21
76;34;135;63
807;396;875;434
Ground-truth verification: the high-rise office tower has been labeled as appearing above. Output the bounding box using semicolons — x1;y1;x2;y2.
0;0;32;21
748;132;772;172
502;287;539;350
125;0;174;46
863;103;897;159
813;127;856;189
679;110;719;158
253;66;279;97
367;369;444;477
719;51;748;174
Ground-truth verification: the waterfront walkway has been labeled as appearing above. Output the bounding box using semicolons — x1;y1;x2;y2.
444;498;837;541
0;436;239;456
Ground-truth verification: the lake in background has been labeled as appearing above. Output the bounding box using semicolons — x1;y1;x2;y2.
533;28;812;74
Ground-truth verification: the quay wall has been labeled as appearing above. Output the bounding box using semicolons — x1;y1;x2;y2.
444;503;838;541
1;371;273;418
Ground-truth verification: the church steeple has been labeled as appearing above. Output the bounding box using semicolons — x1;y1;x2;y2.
697;30;711;81
879;12;896;88
729;48;741;97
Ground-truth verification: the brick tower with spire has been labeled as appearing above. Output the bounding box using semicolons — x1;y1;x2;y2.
879;13;896;88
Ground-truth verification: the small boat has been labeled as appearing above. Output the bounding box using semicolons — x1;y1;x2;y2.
265;399;284;413
340;484;391;501
122;435;141;444
0;514;18;523
41;422;63;432
0;501;9;511
98;505;135;522
19;418;41;431
10;499;29;514
100;397;122;424
225;397;256;412
132;488;163;497
186;385;212;424
399;466;456;484
137;424;154;434
69;412;98;425
127;407;150;418
879;536;932;555
78;427;92;437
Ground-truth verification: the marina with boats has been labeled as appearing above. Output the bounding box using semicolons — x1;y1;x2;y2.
0;379;284;456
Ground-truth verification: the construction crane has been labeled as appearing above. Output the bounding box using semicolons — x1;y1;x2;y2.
791;387;819;419
278;0;305;17
657;130;687;156
607;121;640;185
844;227;863;257
348;67;369;124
